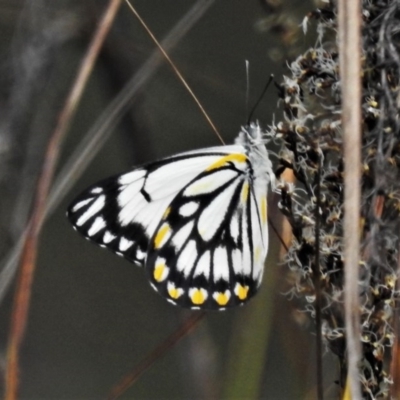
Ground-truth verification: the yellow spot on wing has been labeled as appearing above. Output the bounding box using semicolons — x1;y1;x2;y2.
191;288;206;305
163;207;171;219
168;285;182;299
153;264;168;282
261;197;267;224
206;154;247;171
187;181;212;195
154;223;170;248
215;292;230;306
236;284;249;300
241;182;249;203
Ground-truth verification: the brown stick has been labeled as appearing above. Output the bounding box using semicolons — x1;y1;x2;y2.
107;312;205;400
338;0;362;399
4;1;122;398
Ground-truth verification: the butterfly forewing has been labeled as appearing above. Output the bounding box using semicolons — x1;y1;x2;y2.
67;146;245;265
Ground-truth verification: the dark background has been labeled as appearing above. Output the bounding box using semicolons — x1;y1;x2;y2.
0;0;338;399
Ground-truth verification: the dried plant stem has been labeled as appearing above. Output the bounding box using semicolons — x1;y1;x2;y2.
4;1;122;399
313;158;323;400
338;0;362;399
107;312;205;400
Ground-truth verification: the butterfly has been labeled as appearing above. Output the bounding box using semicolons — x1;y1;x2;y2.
67;123;274;310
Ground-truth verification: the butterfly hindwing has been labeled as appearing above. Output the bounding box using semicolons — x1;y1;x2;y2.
145;153;269;309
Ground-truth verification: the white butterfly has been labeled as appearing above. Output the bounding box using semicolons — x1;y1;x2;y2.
67;123;274;310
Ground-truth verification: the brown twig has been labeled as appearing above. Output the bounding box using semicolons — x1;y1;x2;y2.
107;312;206;400
4;1;122;398
338;0;362;399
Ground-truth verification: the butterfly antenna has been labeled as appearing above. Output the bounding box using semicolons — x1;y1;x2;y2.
124;0;225;145
245;60;250;122
247;74;274;125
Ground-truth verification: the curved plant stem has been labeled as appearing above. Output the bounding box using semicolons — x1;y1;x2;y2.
4;1;122;398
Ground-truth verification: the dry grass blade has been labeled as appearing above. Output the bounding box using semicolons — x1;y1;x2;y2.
338;0;362;399
107;312;205;400
4;1;122;398
124;0;223;144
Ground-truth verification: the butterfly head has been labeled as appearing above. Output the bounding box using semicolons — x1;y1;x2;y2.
236;123;275;187
236;122;264;146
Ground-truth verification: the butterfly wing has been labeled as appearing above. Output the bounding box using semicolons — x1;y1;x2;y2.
67;145;269;310
145;153;269;309
68;123;272;310
67;146;245;265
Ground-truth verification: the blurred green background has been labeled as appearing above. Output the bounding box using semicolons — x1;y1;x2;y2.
0;0;339;399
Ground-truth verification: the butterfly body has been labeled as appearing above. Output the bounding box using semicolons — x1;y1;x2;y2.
67;124;274;310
